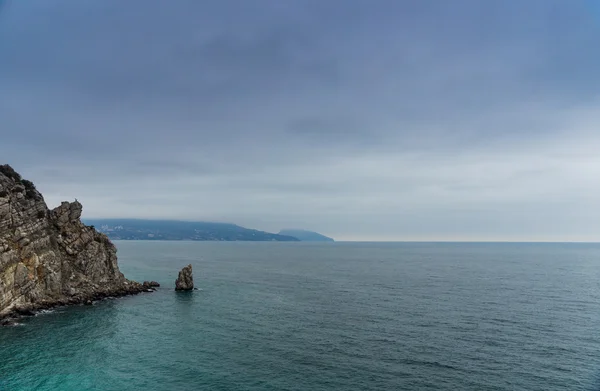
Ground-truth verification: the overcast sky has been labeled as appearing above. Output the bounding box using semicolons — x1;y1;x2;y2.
1;0;600;241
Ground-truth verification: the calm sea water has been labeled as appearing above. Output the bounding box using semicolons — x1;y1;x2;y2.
2;242;600;390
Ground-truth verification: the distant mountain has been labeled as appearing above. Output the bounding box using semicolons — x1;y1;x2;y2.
83;219;299;242
278;229;334;242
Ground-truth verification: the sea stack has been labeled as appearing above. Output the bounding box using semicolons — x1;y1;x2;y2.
0;164;147;324
175;264;194;291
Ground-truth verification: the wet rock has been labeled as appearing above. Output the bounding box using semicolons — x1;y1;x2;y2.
14;306;35;317
175;264;194;291
1;318;18;326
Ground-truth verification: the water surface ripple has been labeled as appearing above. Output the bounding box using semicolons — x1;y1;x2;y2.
2;242;600;390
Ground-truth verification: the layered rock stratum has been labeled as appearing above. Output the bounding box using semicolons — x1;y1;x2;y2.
0;165;145;322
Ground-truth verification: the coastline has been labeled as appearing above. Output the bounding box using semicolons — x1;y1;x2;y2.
0;280;151;326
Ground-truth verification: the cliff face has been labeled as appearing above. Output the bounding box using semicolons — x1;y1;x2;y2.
0;165;141;318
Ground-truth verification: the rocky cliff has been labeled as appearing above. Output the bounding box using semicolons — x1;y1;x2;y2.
175;264;194;291
0;165;144;320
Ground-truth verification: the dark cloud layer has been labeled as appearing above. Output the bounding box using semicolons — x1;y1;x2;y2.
1;0;600;240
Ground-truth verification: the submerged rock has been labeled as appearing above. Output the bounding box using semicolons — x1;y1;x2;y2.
0;164;149;324
175;264;194;291
143;281;160;289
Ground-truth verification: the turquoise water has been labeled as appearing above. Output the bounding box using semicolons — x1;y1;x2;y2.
2;242;600;390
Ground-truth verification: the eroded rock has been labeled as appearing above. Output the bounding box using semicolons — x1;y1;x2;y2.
175;264;194;291
0;164;147;323
142;281;160;291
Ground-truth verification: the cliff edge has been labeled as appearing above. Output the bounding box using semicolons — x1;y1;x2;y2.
0;165;143;320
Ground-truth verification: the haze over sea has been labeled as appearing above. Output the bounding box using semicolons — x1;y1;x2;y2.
2;241;600;390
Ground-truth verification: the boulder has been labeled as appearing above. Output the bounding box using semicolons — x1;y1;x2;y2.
142;281;160;288
175;264;194;291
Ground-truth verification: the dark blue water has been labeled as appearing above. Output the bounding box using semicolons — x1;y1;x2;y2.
2;242;600;390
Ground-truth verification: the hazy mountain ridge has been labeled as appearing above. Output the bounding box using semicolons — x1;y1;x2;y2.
84;219;300;242
278;229;334;242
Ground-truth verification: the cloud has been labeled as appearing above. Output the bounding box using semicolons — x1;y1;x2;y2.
1;0;600;240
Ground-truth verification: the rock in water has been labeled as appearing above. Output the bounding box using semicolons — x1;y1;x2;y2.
0;164;147;323
175;264;194;291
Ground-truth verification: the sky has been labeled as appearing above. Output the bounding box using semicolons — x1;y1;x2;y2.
1;0;600;241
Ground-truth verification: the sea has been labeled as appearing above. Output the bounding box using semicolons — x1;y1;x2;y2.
1;241;600;390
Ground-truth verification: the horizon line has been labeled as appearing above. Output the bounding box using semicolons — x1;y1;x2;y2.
109;239;600;244
83;218;600;243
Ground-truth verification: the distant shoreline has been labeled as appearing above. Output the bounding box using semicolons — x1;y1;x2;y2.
84;219;335;242
108;240;600;244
